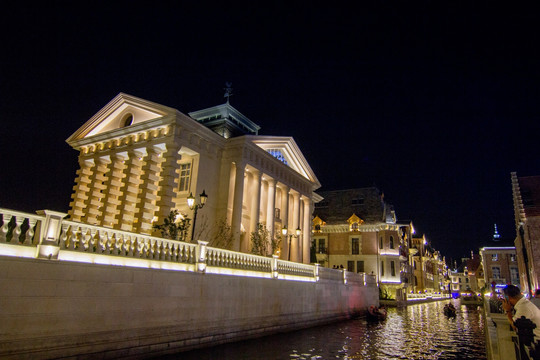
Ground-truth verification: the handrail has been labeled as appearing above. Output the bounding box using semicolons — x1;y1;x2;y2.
0;208;373;285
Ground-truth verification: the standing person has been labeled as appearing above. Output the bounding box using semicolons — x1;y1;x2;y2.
530;289;540;309
501;284;540;339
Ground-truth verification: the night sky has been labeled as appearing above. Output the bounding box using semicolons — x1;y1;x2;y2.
1;3;538;263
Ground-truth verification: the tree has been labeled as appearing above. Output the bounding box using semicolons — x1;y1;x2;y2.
251;223;271;256
152;210;191;241
208;218;234;250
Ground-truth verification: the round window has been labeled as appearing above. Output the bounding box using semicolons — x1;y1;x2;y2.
122;114;133;127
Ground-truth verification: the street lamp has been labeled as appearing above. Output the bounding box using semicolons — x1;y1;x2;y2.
282;226;301;261
187;190;207;242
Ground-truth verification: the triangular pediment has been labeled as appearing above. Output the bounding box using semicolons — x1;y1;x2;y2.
66;93;178;146
251;136;321;188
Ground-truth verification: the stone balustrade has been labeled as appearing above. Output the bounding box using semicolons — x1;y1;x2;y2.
0;207;367;284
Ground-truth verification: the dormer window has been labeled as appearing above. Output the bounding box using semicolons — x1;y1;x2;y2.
347;214;364;232
122;114;134;127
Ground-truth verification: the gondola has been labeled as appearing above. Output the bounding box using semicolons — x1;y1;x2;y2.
443;304;457;317
367;305;387;321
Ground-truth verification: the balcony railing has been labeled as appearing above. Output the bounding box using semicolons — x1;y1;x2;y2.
0;208;377;287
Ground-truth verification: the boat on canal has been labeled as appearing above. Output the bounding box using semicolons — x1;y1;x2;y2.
367;305;387;321
443;303;457;317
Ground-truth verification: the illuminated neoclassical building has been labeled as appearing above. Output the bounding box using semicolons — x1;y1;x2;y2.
66;93;321;263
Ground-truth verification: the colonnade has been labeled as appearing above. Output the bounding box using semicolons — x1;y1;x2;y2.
227;162;313;263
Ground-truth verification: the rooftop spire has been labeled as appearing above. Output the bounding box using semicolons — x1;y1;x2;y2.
223;82;233;104
493;223;501;241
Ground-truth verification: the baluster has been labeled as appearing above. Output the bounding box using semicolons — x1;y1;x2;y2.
124;236;131;257
0;214;11;243
11;216;23;243
24;218;38;245
133;238;140;257
68;227;77;250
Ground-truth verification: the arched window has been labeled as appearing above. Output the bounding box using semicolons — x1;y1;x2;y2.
389;236;394;249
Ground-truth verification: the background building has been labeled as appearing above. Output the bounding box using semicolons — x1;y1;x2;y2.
311;188;413;299
512;172;540;295
66;93;321;263
479;246;519;293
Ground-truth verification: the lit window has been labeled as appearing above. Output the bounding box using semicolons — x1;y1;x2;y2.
351;238;359;255
318;238;326;254
492;266;501;279
492;254;498;261
510;254;517;262
178;163;191;192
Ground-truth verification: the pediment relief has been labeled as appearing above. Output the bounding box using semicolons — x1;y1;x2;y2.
67;93;177;145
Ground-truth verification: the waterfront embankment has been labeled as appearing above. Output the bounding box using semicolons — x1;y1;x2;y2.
0;208;378;359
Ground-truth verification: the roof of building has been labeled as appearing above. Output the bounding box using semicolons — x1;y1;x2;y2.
517;175;540;217
313;187;395;225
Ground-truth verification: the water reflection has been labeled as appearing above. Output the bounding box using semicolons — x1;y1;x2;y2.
161;300;486;360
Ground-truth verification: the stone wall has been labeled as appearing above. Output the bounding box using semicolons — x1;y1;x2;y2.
0;256;378;359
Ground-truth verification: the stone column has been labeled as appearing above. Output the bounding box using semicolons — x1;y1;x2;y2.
155;143;180;232
266;178;277;254
291;192;300;262
116;148;145;231
69;157;94;222
134;146;163;234
280;185;290;260
231;162;246;252
302;196;312;264
100;153;126;228
249;169;262;239
85;155;110;226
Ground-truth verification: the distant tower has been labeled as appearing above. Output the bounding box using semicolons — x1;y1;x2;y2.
493;224;501;242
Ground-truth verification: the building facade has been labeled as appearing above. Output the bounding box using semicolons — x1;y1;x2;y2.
66;93;321;263
311;188;413;299
511;172;540;295
479;246;519;292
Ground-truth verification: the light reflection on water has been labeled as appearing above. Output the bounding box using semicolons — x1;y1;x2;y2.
161;300;486;360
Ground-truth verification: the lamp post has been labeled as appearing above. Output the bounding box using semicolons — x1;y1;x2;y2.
282;226;301;261
187;190;207;242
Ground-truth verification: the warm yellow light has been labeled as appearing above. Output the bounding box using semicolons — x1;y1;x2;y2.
282;226;288;236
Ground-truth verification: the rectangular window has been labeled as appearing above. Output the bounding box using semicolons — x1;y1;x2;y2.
381;261;384;276
379;237;384;249
274;208;281;219
492;266;501;279
357;261;364;273
351;238;359;255
348;261;354;272
492;254;498;261
510;267;519;284
178;163;192;192
391;261;396;276
318;239;326;254
510;254;517;262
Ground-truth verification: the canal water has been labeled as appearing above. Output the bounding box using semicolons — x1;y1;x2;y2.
160;300;486;360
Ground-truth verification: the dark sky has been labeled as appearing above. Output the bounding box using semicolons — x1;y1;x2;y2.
1;2;538;262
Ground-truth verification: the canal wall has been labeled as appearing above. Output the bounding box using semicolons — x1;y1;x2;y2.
0;209;378;359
